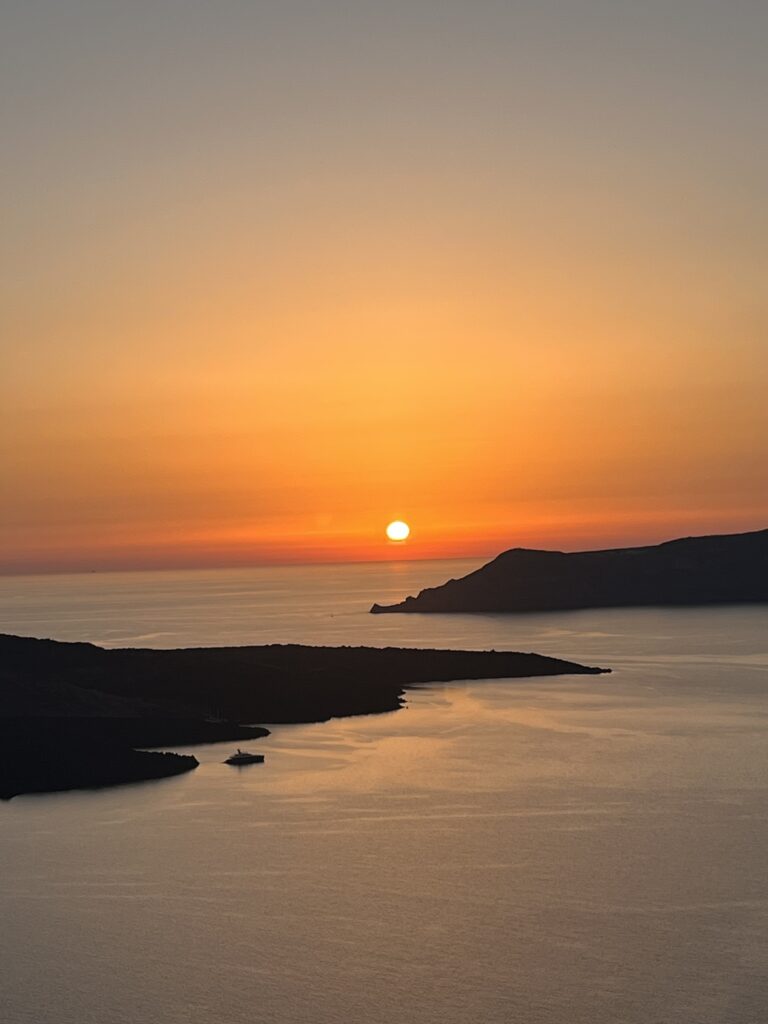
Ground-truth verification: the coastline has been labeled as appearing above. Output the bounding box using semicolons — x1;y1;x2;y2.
1;633;609;799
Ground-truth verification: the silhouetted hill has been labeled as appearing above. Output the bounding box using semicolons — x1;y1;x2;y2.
0;633;607;723
370;528;768;614
1;633;608;797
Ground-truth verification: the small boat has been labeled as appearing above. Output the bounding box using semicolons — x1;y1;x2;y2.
224;748;265;766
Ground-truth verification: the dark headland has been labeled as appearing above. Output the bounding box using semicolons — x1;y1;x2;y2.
371;528;768;615
0;633;607;799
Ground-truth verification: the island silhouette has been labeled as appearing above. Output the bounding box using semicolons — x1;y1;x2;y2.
371;528;768;615
0;634;607;799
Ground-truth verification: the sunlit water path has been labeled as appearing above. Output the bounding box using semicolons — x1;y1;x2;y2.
1;562;767;1023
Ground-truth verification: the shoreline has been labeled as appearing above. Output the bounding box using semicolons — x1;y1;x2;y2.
1;633;609;799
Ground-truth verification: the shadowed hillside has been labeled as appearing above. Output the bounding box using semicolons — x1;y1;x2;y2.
0;634;608;798
371;529;768;615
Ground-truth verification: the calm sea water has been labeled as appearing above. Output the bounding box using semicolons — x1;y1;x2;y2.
1;561;768;1024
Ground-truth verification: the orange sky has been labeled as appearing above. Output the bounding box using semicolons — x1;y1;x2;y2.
2;2;767;574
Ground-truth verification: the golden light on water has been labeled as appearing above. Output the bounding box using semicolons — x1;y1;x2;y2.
386;521;410;542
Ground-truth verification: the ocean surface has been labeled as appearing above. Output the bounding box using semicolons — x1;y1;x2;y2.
1;560;768;1024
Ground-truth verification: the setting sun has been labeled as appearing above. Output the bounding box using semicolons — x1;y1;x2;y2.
386;521;410;542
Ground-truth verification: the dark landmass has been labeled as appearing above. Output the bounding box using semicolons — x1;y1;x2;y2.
1;633;607;723
0;719;199;801
371;528;768;615
1;633;607;798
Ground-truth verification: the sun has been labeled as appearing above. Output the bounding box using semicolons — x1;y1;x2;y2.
386;520;410;542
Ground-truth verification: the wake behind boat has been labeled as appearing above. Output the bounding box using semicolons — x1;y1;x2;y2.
224;748;265;766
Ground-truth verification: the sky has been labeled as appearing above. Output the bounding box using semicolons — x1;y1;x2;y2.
1;0;767;573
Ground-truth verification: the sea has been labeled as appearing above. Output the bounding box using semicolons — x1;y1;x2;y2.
1;559;767;1024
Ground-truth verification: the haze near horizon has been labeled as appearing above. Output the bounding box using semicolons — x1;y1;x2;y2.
2;1;767;573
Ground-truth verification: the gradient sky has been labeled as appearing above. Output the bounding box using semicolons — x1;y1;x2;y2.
2;0;767;573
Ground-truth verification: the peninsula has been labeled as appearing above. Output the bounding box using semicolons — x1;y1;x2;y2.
370;528;768;615
0;633;608;799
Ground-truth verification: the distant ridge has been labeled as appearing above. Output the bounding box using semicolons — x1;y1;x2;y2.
370;528;768;615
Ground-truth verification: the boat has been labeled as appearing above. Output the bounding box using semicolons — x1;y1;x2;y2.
224;748;265;766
